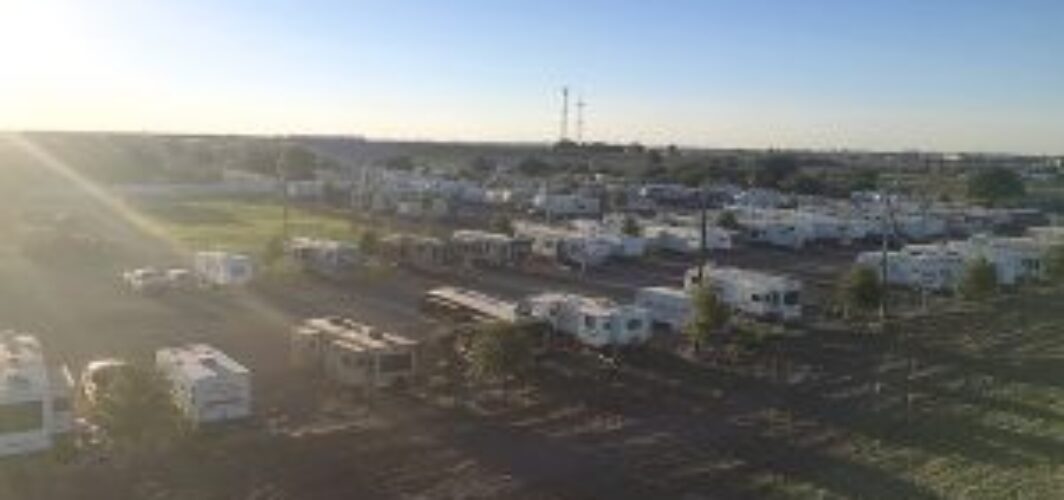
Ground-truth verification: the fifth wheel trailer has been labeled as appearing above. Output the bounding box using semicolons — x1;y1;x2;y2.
156;344;252;425
0;331;75;458
521;293;651;348
291;317;418;389
684;265;802;321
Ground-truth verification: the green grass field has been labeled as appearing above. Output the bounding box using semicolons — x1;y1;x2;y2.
138;199;361;257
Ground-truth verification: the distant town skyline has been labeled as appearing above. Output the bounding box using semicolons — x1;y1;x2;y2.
2;0;1063;155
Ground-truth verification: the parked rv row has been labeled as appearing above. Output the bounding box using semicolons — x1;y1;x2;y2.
417;261;804;350
856;227;1063;292
123;251;254;294
0;331;251;458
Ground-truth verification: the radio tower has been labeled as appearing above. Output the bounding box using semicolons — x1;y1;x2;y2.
559;86;570;142
576;95;586;144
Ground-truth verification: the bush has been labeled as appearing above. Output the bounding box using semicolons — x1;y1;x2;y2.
836;265;883;318
959;258;998;300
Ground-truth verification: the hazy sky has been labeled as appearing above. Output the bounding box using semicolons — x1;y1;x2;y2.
2;0;1062;153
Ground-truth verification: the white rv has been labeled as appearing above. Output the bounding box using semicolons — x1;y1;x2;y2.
193;251;254;287
532;193;601;218
857;245;967;291
288;237;361;277
514;222;614;268
684;265;803;321
643;225;734;253
0;332;74;458
156;344;251;425
291;317;418;389
634;287;692;333
522;293;651;348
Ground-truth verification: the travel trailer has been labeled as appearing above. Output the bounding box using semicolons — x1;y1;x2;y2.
0;332;74;457
634;286;692;333
421;287;522;323
514;222;614;268
642;225;734;253
193;251;254;287
521;293;651;348
380;234;451;271
685;265;803;321
857;245;967;291
450;230;531;267
156;344;252;425
288;237;361;278
291;317;418;389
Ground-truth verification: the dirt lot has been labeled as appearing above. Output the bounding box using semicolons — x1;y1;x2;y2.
2;189;1063;499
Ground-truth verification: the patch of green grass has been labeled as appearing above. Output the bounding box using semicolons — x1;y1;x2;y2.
140;199;360;258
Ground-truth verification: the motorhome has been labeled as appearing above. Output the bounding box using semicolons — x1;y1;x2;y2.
0;332;74;457
156;344;252;425
684;265;803;321
291;317;418;389
193;251;254;287
450;230;531;267
634;287;692;333
421;287;521;323
521;293;651;348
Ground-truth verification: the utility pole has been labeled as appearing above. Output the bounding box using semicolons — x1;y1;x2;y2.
276;144;290;241
697;187;708;284
559;86;570;143
576;96;586;145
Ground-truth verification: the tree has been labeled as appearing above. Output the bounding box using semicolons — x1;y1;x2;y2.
685;283;731;355
1044;245;1064;284
716;210;740;230
967;167;1025;206
836;265;883;319
90;365;186;451
359;228;380;256
279;145;318;181
262;233;286;268
465;322;536;387
751;154;799;188
490;214;514;236
622;215;641;237
959;258;998;300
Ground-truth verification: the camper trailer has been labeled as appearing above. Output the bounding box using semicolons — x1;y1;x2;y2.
380;234;451;271
857;245;967;291
288;237;361;278
521;293;651;348
515;222;614;268
421;287;521;323
291;317;418;389
634;286;692;333
0;332;74;458
643;225;734;253
193;251;254;287
156;344;251;425
684;266;803;321
450;230;531;267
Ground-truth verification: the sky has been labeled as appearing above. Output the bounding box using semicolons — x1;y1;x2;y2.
1;0;1062;154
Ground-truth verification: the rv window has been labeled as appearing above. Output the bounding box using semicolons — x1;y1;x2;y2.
751;294;761;302
584;316;595;329
0;401;44;433
379;353;413;373
53;397;71;412
784;291;800;306
627;319;643;331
